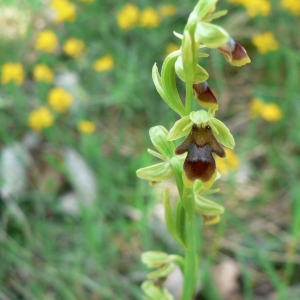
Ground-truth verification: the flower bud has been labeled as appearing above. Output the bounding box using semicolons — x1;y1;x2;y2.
193;82;218;110
218;37;251;67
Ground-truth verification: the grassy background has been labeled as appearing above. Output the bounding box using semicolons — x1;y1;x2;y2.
0;0;300;299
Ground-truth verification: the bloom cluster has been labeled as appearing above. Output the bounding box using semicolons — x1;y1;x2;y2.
250;98;282;122
280;0;300;15
227;0;271;17
137;0;251;297
252;32;279;54
117;3;177;30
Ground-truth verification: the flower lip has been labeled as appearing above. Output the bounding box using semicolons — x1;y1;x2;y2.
175;124;225;182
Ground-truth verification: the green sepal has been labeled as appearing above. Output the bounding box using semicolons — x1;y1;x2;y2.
209;117;235;149
142;280;174;300
161;51;186;116
147;149;165;160
147;262;176;279
142;251;170;268
181;30;197;84
190;110;211;124
149;126;175;160
167;116;192;141
136;162;174;182
195;21;229;48
195;195;225;216
152;60;185;117
193;0;218;20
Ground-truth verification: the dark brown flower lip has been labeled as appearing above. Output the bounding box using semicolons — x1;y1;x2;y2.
175;124;225;182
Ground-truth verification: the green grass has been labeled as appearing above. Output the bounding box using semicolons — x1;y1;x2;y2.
1;0;300;299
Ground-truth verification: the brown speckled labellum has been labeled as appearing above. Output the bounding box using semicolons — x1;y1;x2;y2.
175;124;225;182
192;82;218;110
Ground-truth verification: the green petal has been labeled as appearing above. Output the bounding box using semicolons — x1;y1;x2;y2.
136;162;175;182
142;251;169;268
167;116;192;141
210;118;235;149
149;126;175;159
147;262;175;279
195;21;229;48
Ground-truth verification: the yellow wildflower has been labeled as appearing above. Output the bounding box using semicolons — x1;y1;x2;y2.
165;43;180;57
260;103;282;122
93;55;114;72
33;64;54;83
216;148;240;175
50;0;76;23
158;4;177;17
77;121;96;134
227;0;271;17
252;32;279;54
243;0;271;17
28;107;54;131
250;98;265;117
281;0;300;15
139;7;160;28
35;30;58;53
117;4;140;30
48;87;73;113
1;62;25;85
63;38;85;59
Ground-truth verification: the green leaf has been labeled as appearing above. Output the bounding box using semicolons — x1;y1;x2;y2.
152;62;184;117
175;201;186;246
136;162;174;182
195;21;229;48
149;126;175;159
190;110;211;124
195;195;225;215
167;116;192;141
161;51;186;116
210;117;235;149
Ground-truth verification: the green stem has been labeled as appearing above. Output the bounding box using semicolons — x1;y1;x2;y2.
181;186;198;300
185;81;193;115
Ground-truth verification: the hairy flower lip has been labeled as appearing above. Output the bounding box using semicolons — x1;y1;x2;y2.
175;124;225;182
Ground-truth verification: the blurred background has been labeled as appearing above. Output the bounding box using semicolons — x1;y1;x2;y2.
0;0;300;299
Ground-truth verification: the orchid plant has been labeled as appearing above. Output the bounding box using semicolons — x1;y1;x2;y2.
136;0;250;299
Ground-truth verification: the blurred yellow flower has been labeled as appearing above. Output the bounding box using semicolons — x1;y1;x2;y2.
50;0;76;23
77;120;96;134
79;0;94;3
260;103;283;122
35;30;58;53
1;62;25;85
281;0;300;15
165;43;180;56
159;4;177;17
33;64;54;83
252;32;279;54
28;107;54;131
93;55;114;72
250;97;264;117
63;38;85;59
48;87;73;113
228;0;271;17
117;4;140;30
216;148;240;175
139;7;160;28
250;98;282;122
